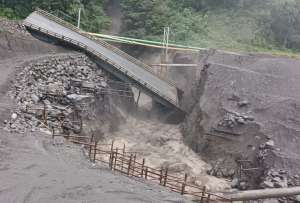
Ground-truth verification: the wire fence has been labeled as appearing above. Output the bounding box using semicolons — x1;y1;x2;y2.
51;132;231;203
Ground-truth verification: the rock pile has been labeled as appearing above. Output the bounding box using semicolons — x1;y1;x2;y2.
258;139;300;189
218;111;254;128
7;54;108;133
261;169;288;188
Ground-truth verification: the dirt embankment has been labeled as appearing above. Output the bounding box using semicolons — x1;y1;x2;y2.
181;51;300;189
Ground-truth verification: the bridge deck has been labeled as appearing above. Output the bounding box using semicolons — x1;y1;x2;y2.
24;10;181;109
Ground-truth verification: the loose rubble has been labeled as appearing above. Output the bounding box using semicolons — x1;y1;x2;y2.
259;139;300;190
7;54;109;134
261;169;288;189
218;111;254;128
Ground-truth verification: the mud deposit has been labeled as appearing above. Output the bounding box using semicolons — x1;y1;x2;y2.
0;130;192;203
182;52;300;189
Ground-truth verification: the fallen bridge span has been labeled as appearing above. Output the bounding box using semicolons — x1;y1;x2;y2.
23;9;183;112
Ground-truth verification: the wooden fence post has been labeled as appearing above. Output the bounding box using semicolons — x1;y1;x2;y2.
88;134;94;160
141;158;145;177
159;168;163;185
110;151;115;170
206;194;211;203
52;127;55;139
109;140;114;168
163;168;168;186
132;153;137;176
181;173;188;195
127;154;133;176
114;148;118;171
145;167;148;180
200;186;206;203
43;103;47;125
93;140;97;163
121;144;125;172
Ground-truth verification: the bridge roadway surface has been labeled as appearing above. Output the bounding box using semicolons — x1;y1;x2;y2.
24;11;181;109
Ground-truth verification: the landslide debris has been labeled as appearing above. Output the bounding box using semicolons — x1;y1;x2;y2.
181;52;300;190
6;54;120;135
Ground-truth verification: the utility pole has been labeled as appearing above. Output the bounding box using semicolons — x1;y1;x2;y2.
77;7;82;29
161;27;170;77
163;27;170;64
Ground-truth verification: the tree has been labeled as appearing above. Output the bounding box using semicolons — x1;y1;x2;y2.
80;0;111;33
263;1;300;49
1;0;32;18
120;0;208;43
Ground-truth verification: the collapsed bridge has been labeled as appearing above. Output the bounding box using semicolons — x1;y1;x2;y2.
23;9;184;112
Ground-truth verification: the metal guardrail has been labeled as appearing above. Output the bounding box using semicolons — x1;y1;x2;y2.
35;9;178;89
23;21;179;107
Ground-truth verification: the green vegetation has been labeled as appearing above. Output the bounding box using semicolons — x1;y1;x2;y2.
1;0;300;54
119;0;300;54
0;0;111;32
120;0;208;44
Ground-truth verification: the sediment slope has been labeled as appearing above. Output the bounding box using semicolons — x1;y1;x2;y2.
182;52;300;189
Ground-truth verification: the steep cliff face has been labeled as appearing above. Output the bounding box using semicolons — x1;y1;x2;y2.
181;63;208;153
181;52;300;188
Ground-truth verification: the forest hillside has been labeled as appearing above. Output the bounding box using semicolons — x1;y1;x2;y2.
1;0;299;54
